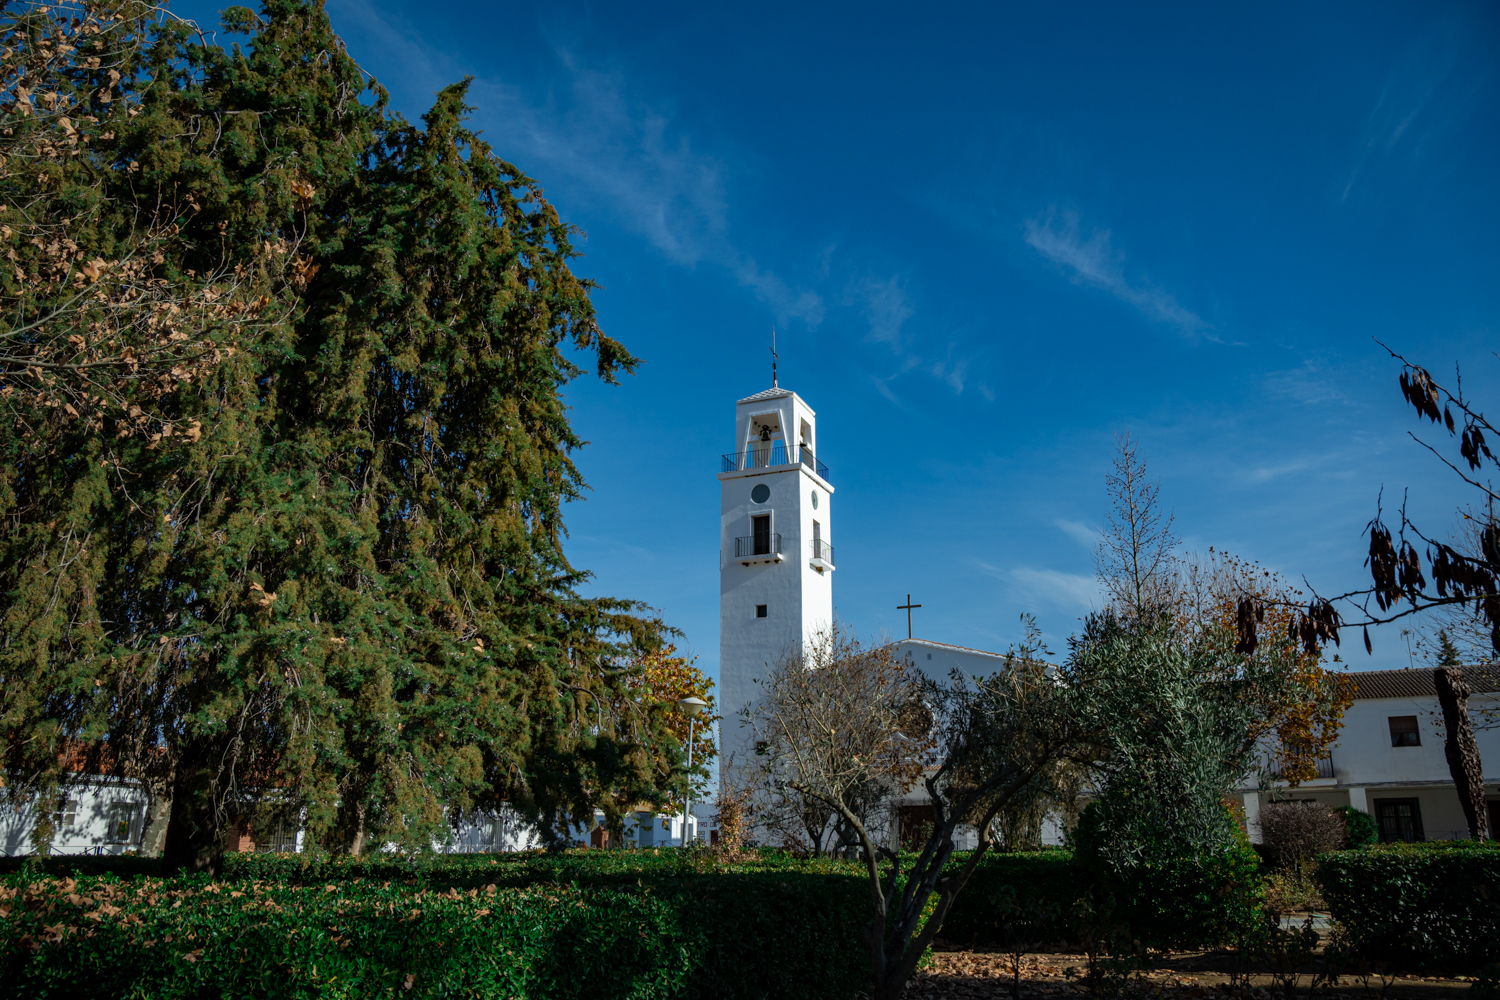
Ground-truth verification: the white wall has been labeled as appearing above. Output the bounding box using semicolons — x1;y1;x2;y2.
0;778;148;857
1330;695;1500;787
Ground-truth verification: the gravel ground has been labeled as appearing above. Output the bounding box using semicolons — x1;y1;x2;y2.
895;949;1474;1000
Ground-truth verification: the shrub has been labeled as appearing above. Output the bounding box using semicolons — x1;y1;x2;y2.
1069;800;1263;952
1259;801;1346;872
937;844;1261;952
938;849;1077;946
0;853;869;1000
1318;841;1500;973
1333;806;1378;848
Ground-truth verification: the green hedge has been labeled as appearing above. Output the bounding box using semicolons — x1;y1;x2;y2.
0;854;869;1000
937;845;1261;952
1318;841;1500;974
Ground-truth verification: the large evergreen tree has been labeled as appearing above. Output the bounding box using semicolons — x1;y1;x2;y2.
0;0;692;871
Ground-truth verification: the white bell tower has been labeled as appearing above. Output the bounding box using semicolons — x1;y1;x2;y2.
717;385;834;771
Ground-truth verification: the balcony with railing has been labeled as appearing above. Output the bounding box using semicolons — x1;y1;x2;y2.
1266;752;1336;782
734;532;782;563
721;443;829;480
810;538;835;570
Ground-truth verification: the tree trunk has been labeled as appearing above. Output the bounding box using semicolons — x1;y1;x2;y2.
349;801;368;857
1434;666;1488;840
139;776;174;857
161;763;225;876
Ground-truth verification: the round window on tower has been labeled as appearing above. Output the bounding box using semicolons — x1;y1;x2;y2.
811;490;819;509
751;484;770;504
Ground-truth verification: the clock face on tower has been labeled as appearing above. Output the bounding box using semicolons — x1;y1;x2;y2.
751;484;770;503
811;490;819;509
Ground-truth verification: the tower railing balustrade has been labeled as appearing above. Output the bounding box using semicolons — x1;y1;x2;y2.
735;533;783;558
720;444;830;479
810;538;834;565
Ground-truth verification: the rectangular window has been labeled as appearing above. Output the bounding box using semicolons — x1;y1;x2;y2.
1388;716;1421;747
52;798;78;832
105;803;135;844
1374;798;1424;842
752;514;771;555
755;604;767;618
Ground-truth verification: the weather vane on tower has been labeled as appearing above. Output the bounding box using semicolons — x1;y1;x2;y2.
771;327;778;388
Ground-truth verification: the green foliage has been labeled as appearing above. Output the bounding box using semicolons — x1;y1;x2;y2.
0;853;868;999
1472;962;1500;1000
937;849;1076;946
0;0;693;868
936;845;1261;952
1065;611;1302;868
1317;841;1500;973
1334;806;1379;848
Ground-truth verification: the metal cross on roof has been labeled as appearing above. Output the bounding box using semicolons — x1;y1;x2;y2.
897;594;922;640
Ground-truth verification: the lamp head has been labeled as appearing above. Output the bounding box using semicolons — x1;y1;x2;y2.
676;696;708;718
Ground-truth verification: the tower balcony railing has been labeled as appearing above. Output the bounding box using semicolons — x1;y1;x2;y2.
735;533;783;558
720;444;829;479
810;539;834;567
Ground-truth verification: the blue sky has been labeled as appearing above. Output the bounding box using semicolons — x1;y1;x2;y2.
186;1;1499;677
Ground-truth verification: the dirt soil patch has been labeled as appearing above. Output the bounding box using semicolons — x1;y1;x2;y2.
901;946;1474;1000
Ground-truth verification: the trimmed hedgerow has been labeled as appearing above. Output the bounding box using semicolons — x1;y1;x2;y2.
933;845;1261;952
938;848;1079;946
1318;841;1500;974
0;856;869;1000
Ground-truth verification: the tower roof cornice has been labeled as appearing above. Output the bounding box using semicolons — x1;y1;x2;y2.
736;387;795;405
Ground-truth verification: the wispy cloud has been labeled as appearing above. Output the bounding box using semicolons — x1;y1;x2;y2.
1024;210;1212;341
1341;22;1480;203
1054;519;1099;549
855;276;981;400
1243;460;1316;485
858;276;914;347
1007;567;1101;610
332;0;822;327
1263;359;1347;406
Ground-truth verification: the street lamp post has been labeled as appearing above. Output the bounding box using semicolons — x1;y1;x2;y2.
677;696;708;845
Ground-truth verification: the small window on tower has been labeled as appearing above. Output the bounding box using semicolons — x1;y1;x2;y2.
755;605;767;618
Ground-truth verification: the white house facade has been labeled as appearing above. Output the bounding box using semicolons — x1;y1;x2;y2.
1242;666;1500;843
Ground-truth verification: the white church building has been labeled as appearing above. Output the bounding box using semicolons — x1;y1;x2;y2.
712;381;1500;849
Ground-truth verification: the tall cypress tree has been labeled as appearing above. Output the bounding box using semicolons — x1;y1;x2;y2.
0;0;690;870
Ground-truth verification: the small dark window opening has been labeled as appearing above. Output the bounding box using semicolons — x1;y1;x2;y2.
1388;716;1421;747
1374;798;1424;842
752;514;771;555
755;604;767;618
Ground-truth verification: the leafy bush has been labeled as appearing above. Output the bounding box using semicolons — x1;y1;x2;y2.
1259;801;1346;871
1318;841;1500;973
1333;806;1378;848
1069;800;1262;952
0;852;869;1000
938;849;1077;946
937;844;1260;952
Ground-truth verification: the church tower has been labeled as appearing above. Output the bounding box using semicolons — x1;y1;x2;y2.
718;386;834;768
